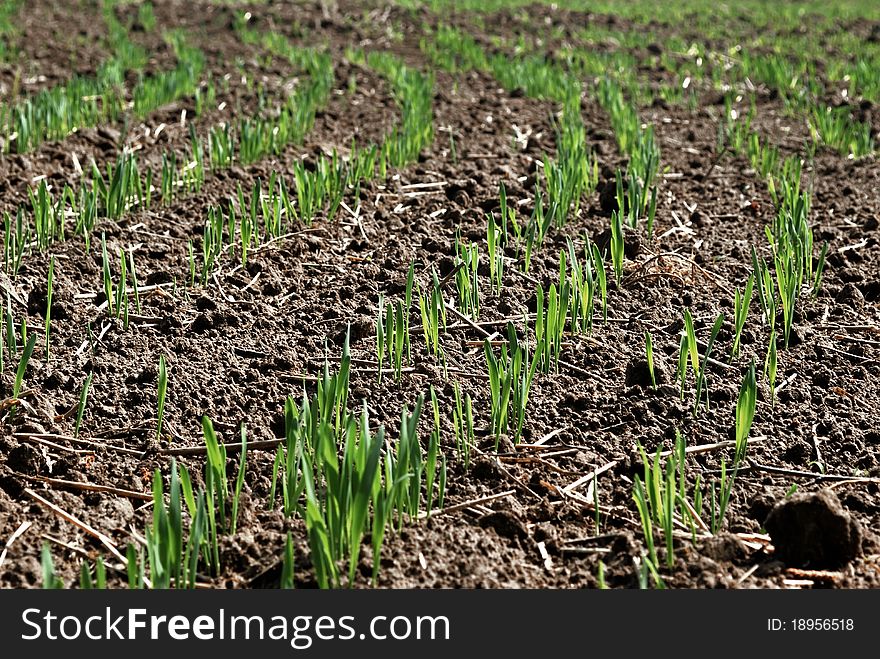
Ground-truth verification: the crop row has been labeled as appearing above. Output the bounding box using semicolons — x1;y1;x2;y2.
42;340;447;588
1;3;207;154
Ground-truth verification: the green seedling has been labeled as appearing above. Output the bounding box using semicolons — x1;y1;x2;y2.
126;544;145;589
683;309;700;376
231;425;248;535
498;182;519;245
809;105;874;157
208;123;234;169
426;388;442;516
485;323;539;446
751;248;776;332
566;238;596;334
633;432;710;569
637;555;666;590
202;416;247;543
591;243;608;322
115;247;128;325
302;403;385;589
417;270;445;358
376;294;385;382
645;331;657;388
138;3;156;32
735;361;758;463
693;314;724;415
773;245;799;349
79;556;107;590
391;300;406;382
765;331;778;407
405;262;415;362
708;458;733;535
452;380;474;469
731;275;754;359
535;280;569;374
156;355;168;440
280;532;295;589
3;209;28;276
188;241;196;287
376;295;407;384
610;210;624;285
41;544;63;589
145;459;208;588
101;233;113;316
632;470;658;568
13;331;36;399
704;364;758;534
454;235;480;319
487;212;504;294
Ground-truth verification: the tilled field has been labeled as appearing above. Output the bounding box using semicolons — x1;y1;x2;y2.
0;0;878;589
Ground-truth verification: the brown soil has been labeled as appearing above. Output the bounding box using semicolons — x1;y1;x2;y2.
0;1;878;590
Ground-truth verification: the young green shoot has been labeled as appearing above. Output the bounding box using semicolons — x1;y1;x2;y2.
79;556;107;590
735;361;758;463
452;380;474;469
156;355;168;440
692;314;724;415
591;243;608;322
41;544;63;589
417;270;446;359
535;278;569;374
13;331;36;399
484;323;539;446
644;331;657;388
231;424;248;535
281;532;295;589
454;235;480;319
101;233;114;316
566;238;598;335
610;210;624;286
376;296;407;383
765;331;778;407
731;274;754;359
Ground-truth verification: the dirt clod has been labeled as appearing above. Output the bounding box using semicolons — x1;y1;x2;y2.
625;354;667;388
478;511;529;543
764;489;862;568
6;444;42;475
